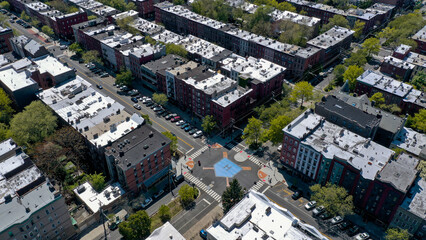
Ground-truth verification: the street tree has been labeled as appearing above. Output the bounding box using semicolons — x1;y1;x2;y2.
115;69;133;86
333;64;346;86
242;117;264;148
41;25;54;37
202;115;216;136
20;11;30;21
142;114;152;125
263;115;292;145
88;172;105;192
290;81;313;108
222;179;244;213
344;49;367;67
385;228;410;240
322;15;349;32
31;19;40;28
0;1;10;10
9;101;57;146
352;20;365;39
310;183;354;217
179;184;198;207
82;50;103;65
411;72;425;91
158;205;171;222
69;42;84;56
343;65;364;91
152;93;168;106
362;37;380;58
119;210;151;240
162;131;177;153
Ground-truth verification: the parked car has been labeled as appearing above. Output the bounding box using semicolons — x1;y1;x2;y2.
181;123;189;129
173;174;184;184
142;98;152;104
193;130;203;138
133;104;141;110
338;220;353;230
156;109;165;115
153;190;164;199
171;116;181;122
100;72;109;78
184;125;192;132
9;19;14;23
146;101;154;107
292;191;302;200
312;206;325;217
355;233;370;240
150;103;158;109
131;97;138;103
319;212;332;220
199;229;207;239
176;120;185;126
304;201;316;210
347;226;360;236
161;111;170;117
153;106;163;112
165;113;177;120
141;198;153;208
331;215;343;225
189;129;197;135
96;84;103;89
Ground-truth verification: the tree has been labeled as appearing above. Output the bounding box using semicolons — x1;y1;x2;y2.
279;20;313;47
344;49;367;67
411;72;425;91
418;160;426;179
222;179;244;213
385;228;410;240
9;101;57;146
410;109;426;133
30;18;40;27
263;115;292;145
322;15;349;32
158;205;171;222
202;115;216;136
0;88;14;124
141;114;152;125
88;15;97;20
369;92;385;106
117;16;138;35
343;65;364;91
242;117;264;148
88;172;105;192
352;20;365;39
115;69;133;86
41;25;54;37
310;183;354;217
31;141;66;181
82;50;103;65
69;42;84;56
145;35;157;45
333;64;346;86
290;81;313;107
165;43;187;58
152;93;168;106
119;210;151;240
21;11;30;21
179;184;198;207
162;131;177;153
0;1;10;10
362;38;380;57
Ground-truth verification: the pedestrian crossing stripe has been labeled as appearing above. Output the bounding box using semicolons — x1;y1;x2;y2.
250;180;265;192
184;173;221;202
188;146;208;160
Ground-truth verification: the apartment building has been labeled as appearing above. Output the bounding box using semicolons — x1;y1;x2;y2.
390;127;426;159
104;125;172;192
0;27;13;53
0;139;75;240
68;0;120;23
380;56;415;81
412;26;426;55
131;0;166;19
392;44;426;80
9;36;49;59
141;54;187;90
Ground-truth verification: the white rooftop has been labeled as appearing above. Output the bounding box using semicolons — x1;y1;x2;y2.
33;55;73;76
207;190;327;240
152;30;184;44
401;177;426;219
270;9;320;27
146;222;185;240
177;35;230;61
307;26;354;49
391;127;426;158
213;87;252;108
130;17;164;36
405;52;426;68
382;56;415;70
412;25;426;42
284;110;394;180
226;0;258;14
185;72;237;96
356;70;413;98
161;5;226;30
0;59;37;91
394;44;411;56
73;182;124;213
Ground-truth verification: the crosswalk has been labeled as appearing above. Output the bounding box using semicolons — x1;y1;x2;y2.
250;180;265;192
226;142;242;153
248;155;263;166
188;146;208;160
184;173;222;202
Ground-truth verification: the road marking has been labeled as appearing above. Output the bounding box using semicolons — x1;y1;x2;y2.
203;167;214;170
72;67;195;149
226;177;229;187
202;198;211;205
184;173;221;202
261;186;270;194
242;167;251;170
283;189;292;195
223;152;228;158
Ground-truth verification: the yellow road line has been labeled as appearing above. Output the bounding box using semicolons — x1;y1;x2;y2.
283;189;292;195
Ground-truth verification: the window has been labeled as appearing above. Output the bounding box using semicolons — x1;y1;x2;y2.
46;209;50;215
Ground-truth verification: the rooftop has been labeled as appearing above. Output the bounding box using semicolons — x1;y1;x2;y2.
226;0;258;14
270;9;321;27
36;76;144;147
394;44;411;56
0;26;12;33
391;127;426;158
73;182;124;213
307;26;354;50
177;35;232;62
185;72;237;96
405;52;426;68
376;153;419;193
356;70;413;98
105;124;171;171
0;58;38;91
130;17;164;36
382;56;415;70
70;0;118;16
212;86;253;108
220;55;286;83
207;190;327;240
284;110;394;180
142;54;187;74
151;30;184;44
401;177;426;219
24;39;47;57
146;222;185;240
412;25;426;42
127;43;164;59
33;55;74;77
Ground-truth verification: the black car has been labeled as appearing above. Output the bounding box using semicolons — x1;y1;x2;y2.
338;220;353;230
156;109;165;115
24;24;31;28
131;97;138;103
96;84;103;89
181;123;189;129
188;129;197;135
347;225;360;236
319;212;332;220
146;101;154;107
150;104;157;109
161;111;170;117
292;191;302;200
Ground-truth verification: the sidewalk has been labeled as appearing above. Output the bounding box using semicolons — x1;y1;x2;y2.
182;204;223;240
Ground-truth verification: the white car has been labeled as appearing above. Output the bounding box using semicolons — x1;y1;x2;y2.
142;98;151;104
193;130;203;138
304;201;316;210
312;206;325;216
355;233;370;240
176;120;185;126
277;144;282;152
141;198;152;208
153;190;164;199
331;215;343;225
60;45;67;50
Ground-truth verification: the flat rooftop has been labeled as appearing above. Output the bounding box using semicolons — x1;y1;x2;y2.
394;44;411;56
401;177;426;219
142;54;187;74
270;9;320;27
33;55;74;77
151;30;184;44
382;56;415;70
178;35;232;61
185;72;237;96
105;124;171;171
73;182;124;213
307;26;354;50
220;55;285;83
207;190;327;240
212;86;252;108
412;25;426;42
405;52;426;68
391;127;426;158
357;70;413;98
146;222;185;240
36;76;144;147
130;17;164;36
284;110;394;180
226;0;258;14
0;58;38;91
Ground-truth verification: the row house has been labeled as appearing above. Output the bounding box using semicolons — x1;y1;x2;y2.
392;44;426;80
131;0;166;19
281;110;420;225
412;26;426;55
67;0;120;23
380;56;414;82
355;70;426;115
270;9;321;37
0;27;13;53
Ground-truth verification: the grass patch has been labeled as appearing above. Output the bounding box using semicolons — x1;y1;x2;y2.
150;197;183;231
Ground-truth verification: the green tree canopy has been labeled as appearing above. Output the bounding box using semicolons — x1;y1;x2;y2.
88;172;105;192
279;20;313;47
202;115;216;136
343;65;364;91
411;72;425;91
31;141;66;181
369;92;385;106
253;0;296;12
0;88;14;124
98;0;136;12
333;64;346;86
9;101;57;146
352;20;365;39
0;1;10;10
410;109;426;133
362;38;380;57
46;0;78;14
152;93;168;106
344;49;367;67
263;115;292;145
243;117;264;148
179;184;198;207
385;228;410;240
41;25;54;37
243;5;273;36
82;50;103;65
119;210;151;240
165;43;188;58
162;131;177;153
115;69;133;86
322;15;349;32
310;183;354;217
69;42;84;56
222;179;244;213
418;160;426;179
158;205;171;222
117;16;138;35
290;81;314;107
192;0;232;23
88;15;97;20
20;11;30;21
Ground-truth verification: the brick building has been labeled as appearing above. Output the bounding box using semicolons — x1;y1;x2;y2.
412;26;426;55
104;125;172;193
131;0;165;19
380;56;414;81
68;0;120;23
0;27;13;53
392;44;426;80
